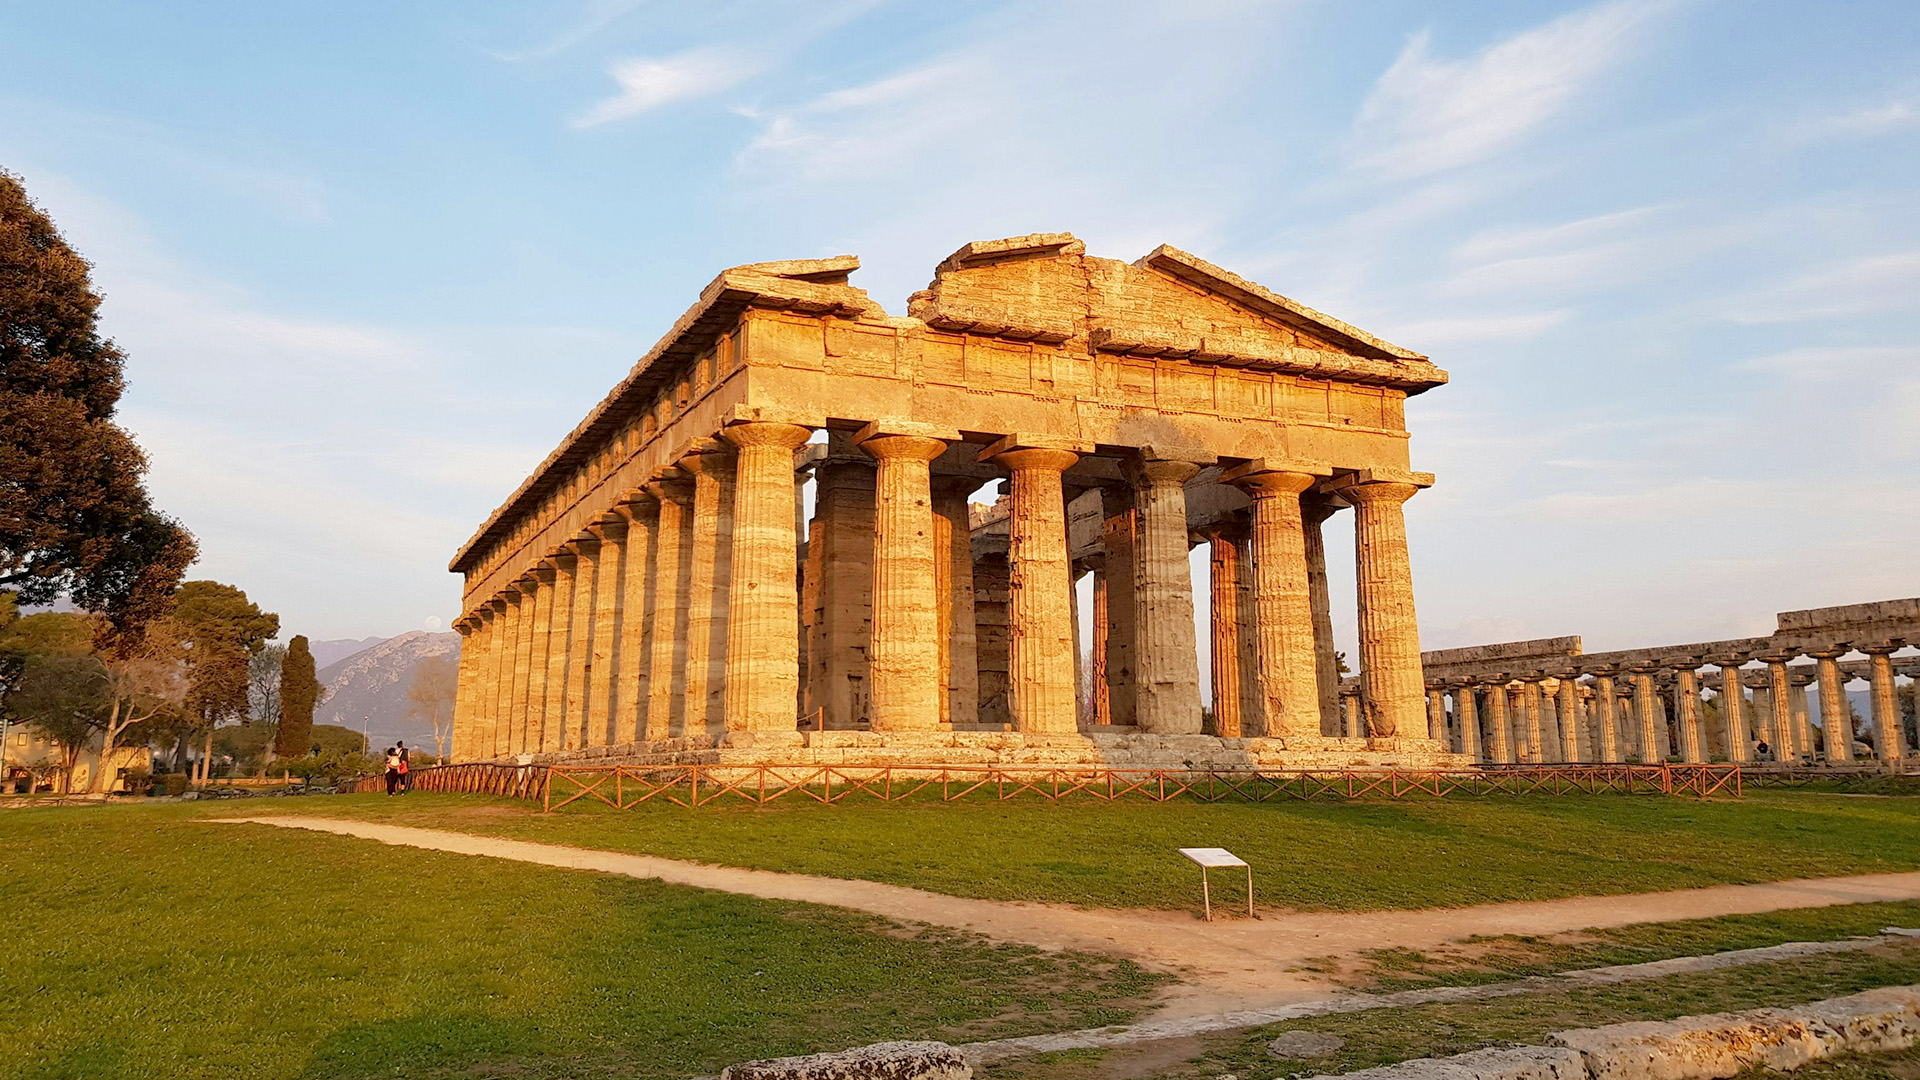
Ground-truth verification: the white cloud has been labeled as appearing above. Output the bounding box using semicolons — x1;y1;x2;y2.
1720;251;1920;324
1796;99;1920;141
571;46;763;128
1351;0;1670;177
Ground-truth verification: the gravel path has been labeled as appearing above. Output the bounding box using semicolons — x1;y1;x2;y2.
213;815;1920;1018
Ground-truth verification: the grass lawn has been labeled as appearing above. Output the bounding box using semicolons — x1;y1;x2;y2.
981;941;1920;1080
228;787;1920;911
0;803;1163;1080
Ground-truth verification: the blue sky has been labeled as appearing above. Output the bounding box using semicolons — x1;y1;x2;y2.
3;0;1916;661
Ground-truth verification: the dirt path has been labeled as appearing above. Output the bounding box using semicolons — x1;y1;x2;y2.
214;815;1920;1018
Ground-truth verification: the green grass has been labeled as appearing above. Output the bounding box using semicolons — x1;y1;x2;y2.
982;942;1920;1080
0;803;1164;1080
229;787;1920;911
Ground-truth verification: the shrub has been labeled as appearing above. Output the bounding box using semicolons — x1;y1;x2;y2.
119;767;151;796
163;773;189;797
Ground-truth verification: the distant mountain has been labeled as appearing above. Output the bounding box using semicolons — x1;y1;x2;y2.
316;631;460;755
309;636;388;670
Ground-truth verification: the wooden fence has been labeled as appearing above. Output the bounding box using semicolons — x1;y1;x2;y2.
347;761;1744;808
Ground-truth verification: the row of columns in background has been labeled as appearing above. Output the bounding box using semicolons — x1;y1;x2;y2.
454;420;1435;759
1422;651;1911;766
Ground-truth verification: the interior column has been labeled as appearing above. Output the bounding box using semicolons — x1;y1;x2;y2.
985;440;1081;735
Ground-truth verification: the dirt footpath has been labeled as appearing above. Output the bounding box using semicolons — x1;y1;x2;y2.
215;816;1920;1018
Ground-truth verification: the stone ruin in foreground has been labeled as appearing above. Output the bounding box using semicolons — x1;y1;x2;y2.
444;232;1917;772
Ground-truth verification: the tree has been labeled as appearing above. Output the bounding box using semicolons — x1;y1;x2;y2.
405;653;458;760
7;651;108;792
172;581;277;783
87;614;185;793
250;642;286;761
275;636;319;761
0;171;197;641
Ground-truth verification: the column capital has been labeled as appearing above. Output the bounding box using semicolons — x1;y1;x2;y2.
1123;457;1203;489
1219;458;1329;497
677;438;737;475
644;472;695;504
1858;639;1906;656
1805;646;1851;660
723;420;815;450
486;595;509;615
858;433;948;462
978;433;1090;470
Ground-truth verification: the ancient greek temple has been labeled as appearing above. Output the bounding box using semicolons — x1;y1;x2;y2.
1412;599;1920;767
448;233;1463;769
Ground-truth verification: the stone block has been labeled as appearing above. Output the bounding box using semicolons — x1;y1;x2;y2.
1549;1010;1834;1078
721;1041;970;1080
1299;1045;1586;1079
1784;985;1920;1054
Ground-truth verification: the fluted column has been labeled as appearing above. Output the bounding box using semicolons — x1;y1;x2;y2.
855;429;945;732
1426;688;1447;743
451;617;478;761
1867;647;1904;763
1521;680;1546;763
1676;668;1703;763
1485;680;1512;762
1303;497;1342;736
987;442;1080;735
1558;676;1583;763
1100;487;1138;728
1207;527;1248;738
1792;670;1817;759
1090;563;1111;726
683;446;736;739
478;602;505;759
1124;459;1202;734
1456;684;1482;760
509;580;538;755
1224;466;1322;740
721;422;814;735
1342;479;1427;739
931;476;979;729
1340;687;1363;736
1718;663;1750;763
1765;656;1794;763
1591;671;1620;763
582;522;626;747
616;495;659;743
541;554;576;754
562;541;598;751
646;476;694;739
522;569;554;755
1630;667;1660;763
1812;650;1852;763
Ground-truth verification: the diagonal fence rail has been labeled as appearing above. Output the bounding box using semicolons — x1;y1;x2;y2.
347;762;1745;807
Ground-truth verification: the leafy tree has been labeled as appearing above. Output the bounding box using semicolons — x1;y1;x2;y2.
405;653;457;760
172;581;277;782
87;614;185;793
275;636;319;761
7;651;108;792
0;171;196;642
249;642;285;760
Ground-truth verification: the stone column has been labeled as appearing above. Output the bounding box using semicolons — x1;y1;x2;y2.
1794;670;1819;760
1520;680;1546;764
1485;680;1512;763
1426;688;1447;743
542;554;577;754
1591;671;1620;763
1558;676;1583;763
1100;487;1139;728
1233;534;1263;735
469;609;497;761
1675;668;1703;763
1207;528;1248;738
1766;656;1795;763
1090;562;1110;725
509;580;538;756
580;521;626;747
483;600;510;759
986;441;1081;735
646;476;694;740
450;616;478;761
804;455;876;729
1340;687;1363;737
1303;497;1343;737
859;429;947;733
682;445;736;739
1224;466;1323;740
563;539;599;751
616;495;659;744
522;571;555;755
1866;646;1904;763
1631;667;1660;763
721;422;814;736
1124;459;1203;735
1717;663;1750;763
1812;650;1853;763
931;476;979;729
1343;479;1427;739
1456;684;1482;760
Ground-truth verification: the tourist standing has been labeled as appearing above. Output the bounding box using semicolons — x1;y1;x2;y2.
396;740;411;793
384;747;401;796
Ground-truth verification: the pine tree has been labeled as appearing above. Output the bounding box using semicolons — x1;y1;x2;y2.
275;635;319;760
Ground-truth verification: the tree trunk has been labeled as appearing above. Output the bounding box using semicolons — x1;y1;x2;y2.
201;726;215;784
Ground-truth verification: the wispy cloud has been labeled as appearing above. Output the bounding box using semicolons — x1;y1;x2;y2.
1350;0;1671;177
1719;251;1920;323
571;46;763;128
1794;98;1920;141
1385;309;1571;345
492;0;647;64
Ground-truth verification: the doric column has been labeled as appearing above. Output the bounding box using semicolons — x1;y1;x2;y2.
1338;477;1428;739
1303;496;1342;736
857;427;946;733
1765;655;1795;762
1675;668;1703;763
721;422;814;735
1089;561;1110;725
1484;679;1512;762
1340;687;1363;737
562;540;598;751
1456;684;1482;760
1207;527;1248;738
931;475;980;729
1591;670;1620;763
1233;533;1262;735
1866;646;1904;763
480;601;508;759
1222;463;1324;740
615;495;659;744
1631;667;1660;763
583;519;627;747
985;439;1081;735
645;476;694;740
682;445;736;739
1521;680;1546;763
1558;676;1583;763
524;573;556;755
1717;662;1750;763
542;553;577;754
803;454;876;729
1426;688;1447;743
1812;650;1853;763
508;579;538;755
1122;459;1202;734
451;616;479;761
1099;486;1138;728
1792;669;1818;760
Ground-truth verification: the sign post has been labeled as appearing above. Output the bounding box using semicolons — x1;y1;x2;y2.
1178;847;1252;921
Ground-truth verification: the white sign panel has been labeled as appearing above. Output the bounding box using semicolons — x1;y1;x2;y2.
1178;847;1248;868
